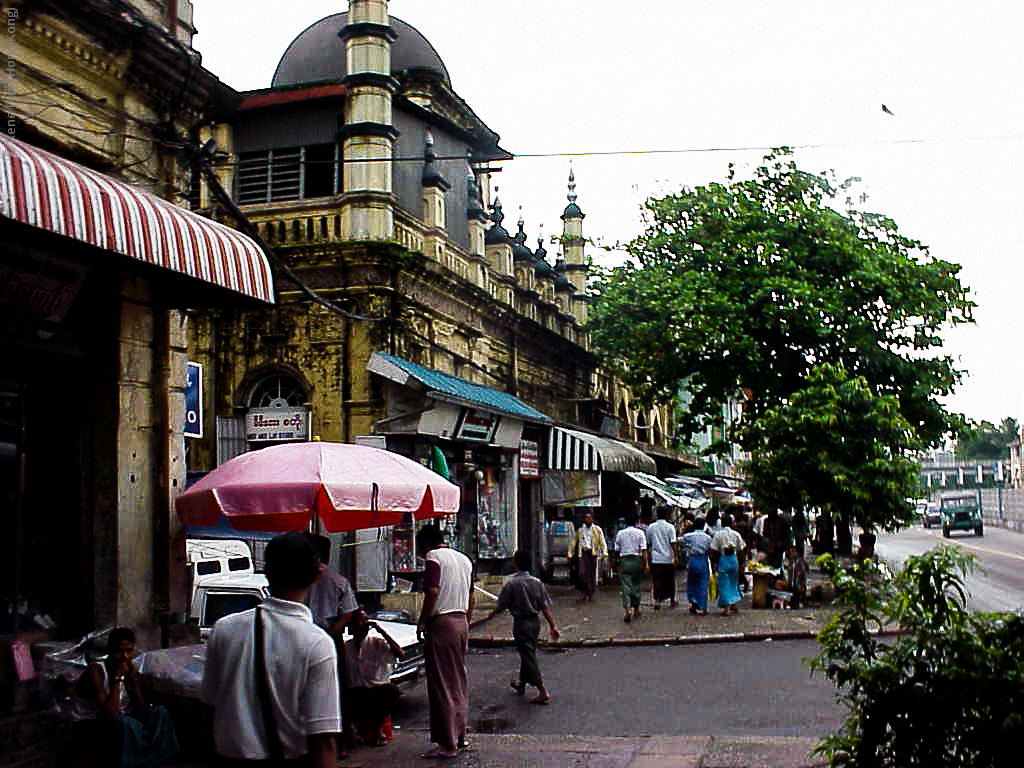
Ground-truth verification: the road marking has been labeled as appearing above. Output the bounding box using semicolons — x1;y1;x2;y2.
920;529;1024;563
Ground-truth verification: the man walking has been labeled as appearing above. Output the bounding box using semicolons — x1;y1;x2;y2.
570;511;607;602
416;523;474;759
202;531;339;767
614;509;649;623
485;550;561;705
646;505;678;609
303;534;357;752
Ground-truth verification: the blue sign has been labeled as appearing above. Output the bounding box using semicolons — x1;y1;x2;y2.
185;361;203;439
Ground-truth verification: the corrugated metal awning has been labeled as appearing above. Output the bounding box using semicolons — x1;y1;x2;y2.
368;351;550;422
0;134;274;303
547;426;656;473
626;471;708;509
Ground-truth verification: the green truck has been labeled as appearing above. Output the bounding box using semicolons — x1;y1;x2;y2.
938;492;983;538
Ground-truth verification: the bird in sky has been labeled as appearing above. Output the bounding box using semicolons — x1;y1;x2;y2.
882;104;895;116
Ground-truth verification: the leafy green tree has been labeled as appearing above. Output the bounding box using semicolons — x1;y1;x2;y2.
738;364;921;533
811;548;1024;767
955;417;1018;459
590;151;972;534
590;151;972;446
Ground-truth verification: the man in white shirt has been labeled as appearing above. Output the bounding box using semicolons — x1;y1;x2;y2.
646;506;678;610
202;531;340;767
613;509;649;623
415;523;475;759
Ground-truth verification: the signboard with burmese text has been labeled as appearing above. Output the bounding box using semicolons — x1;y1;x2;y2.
245;407;310;442
454;407;499;442
519;440;540;478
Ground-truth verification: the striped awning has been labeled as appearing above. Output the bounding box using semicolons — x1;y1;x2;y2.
547;426;657;474
0;134;274;303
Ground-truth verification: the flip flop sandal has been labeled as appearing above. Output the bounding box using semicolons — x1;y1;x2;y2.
509;680;526;695
420;748;458;759
530;695;552;705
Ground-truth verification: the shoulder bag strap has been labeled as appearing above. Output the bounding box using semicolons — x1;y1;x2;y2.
254;606;286;762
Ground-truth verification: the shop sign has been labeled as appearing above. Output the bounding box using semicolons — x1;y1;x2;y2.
0;252;89;342
519;440;540;478
246;407;309;442
184;361;203;439
454;407;499;442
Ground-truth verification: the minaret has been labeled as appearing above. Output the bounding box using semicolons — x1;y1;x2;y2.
484;192;515;305
560;166;589;326
466;165;490;288
338;0;398;240
421;131;450;230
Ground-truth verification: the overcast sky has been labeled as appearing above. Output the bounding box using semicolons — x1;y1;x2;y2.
191;1;1024;428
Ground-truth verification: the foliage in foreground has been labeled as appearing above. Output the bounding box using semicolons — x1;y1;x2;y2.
810;548;1024;767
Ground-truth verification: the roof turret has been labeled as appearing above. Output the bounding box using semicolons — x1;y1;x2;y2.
561;167;585;219
485;194;512;244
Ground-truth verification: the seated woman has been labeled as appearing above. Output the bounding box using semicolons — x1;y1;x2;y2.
344;609;405;747
69;627;179;768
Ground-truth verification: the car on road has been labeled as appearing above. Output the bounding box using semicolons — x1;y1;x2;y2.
938;492;983;538
190;579;425;687
922;502;941;528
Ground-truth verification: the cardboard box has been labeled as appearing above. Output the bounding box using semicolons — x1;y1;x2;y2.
380;592;424;618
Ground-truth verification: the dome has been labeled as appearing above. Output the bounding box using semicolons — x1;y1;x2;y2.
272;13;451;89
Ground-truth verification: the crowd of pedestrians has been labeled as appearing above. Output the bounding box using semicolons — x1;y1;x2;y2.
84;506;814;766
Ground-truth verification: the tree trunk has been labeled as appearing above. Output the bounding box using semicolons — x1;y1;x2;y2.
836;513;853;556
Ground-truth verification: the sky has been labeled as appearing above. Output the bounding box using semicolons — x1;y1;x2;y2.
190;1;1024;427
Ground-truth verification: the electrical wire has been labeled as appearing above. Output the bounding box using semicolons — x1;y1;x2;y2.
200;130;1024;170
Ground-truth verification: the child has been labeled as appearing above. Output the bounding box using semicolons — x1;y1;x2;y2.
782;544;809;609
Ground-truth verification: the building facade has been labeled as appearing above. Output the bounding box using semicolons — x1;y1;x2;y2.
1;0;272;642
184;1;685;581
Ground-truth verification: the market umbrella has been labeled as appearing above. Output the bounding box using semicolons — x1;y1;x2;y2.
175;441;460;532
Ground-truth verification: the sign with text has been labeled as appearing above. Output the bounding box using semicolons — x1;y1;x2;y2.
184;361;203;438
246;407;310;442
454;408;499;442
519;440;540;478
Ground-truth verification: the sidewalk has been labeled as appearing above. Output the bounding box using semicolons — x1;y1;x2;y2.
470;566;841;647
334;732;826;768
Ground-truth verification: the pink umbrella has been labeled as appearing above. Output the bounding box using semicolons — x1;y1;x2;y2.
175;442;460;532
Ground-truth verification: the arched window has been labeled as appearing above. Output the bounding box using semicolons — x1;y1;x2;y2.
635;409;649;443
248;372;306;409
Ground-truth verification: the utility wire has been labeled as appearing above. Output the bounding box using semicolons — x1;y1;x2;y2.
202;130;1024;169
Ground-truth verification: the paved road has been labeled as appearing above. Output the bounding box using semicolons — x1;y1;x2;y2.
877;524;1024;613
392;639;845;740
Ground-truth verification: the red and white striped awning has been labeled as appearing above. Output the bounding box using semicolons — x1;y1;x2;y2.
0;134;274;303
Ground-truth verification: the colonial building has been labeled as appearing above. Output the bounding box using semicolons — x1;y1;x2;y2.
184;1;687;581
1;0;273;642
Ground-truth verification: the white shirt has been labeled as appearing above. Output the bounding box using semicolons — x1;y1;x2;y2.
580;524;593;550
426;547;473;616
710;527;746;555
646;519;677;564
614;526;647;557
202;597;340;760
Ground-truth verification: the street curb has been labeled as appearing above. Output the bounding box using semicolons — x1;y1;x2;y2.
469;626;908;649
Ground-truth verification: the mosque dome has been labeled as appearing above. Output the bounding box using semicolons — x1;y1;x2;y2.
272;13;451;88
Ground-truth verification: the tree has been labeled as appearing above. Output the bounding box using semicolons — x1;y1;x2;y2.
955;417;1018;459
738;364;921;533
590;151;973;532
810;548;1024;767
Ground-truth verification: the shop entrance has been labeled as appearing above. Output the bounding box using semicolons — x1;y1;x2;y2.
1;353;95;637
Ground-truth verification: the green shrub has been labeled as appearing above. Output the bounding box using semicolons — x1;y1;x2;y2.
810;548;1024;767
